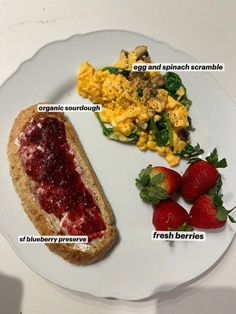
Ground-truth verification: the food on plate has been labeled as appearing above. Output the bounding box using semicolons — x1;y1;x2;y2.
190;195;229;229
181;149;227;201
136;149;235;232
135;164;182;204
7;104;116;264
190;168;236;229
77;46;194;166
152;199;191;231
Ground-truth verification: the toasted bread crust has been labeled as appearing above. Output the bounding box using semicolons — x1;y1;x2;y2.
7;104;117;264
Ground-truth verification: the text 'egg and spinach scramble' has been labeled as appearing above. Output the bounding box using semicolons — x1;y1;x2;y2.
77;46;198;166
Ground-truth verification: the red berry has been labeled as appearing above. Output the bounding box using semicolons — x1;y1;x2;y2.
151;166;182;196
181;161;218;201
190;195;226;229
152;199;190;231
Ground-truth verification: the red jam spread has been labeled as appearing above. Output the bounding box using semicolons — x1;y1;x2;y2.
18;117;106;241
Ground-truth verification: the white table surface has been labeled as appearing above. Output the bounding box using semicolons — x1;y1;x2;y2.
1;1;236;313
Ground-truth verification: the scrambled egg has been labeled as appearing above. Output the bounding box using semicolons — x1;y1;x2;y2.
77;46;191;166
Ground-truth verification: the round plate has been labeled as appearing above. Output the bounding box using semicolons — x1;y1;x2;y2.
0;30;235;300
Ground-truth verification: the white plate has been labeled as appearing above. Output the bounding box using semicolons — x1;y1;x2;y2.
0;30;235;300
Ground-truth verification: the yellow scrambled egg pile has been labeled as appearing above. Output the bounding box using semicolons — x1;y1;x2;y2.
77;46;190;166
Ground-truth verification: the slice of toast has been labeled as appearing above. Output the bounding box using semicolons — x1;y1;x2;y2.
7;104;117;264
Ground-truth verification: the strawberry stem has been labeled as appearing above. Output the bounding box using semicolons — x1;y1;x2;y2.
206;148;227;168
135;165;168;204
168;222;194;231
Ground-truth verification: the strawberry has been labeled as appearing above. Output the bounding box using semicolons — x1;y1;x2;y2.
152;199;191;231
190;173;236;229
190;194;235;229
181;161;218;201
181;148;227;201
151;166;182;195
135;165;182;204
